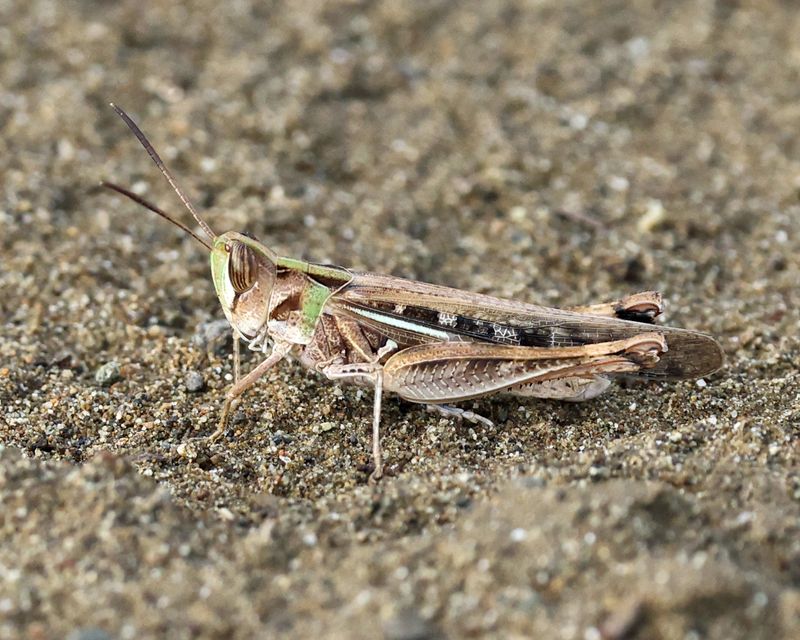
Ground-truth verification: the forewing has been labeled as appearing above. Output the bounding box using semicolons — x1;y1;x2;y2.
332;272;723;379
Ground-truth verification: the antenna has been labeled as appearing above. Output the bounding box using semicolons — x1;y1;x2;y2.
101;181;213;250
109;103;217;241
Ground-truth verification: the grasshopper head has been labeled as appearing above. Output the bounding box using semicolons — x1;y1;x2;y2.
211;232;277;340
104;105;280;342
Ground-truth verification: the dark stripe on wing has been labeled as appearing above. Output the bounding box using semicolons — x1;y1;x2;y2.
358;301;601;347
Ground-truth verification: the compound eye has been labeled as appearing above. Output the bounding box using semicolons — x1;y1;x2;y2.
228;241;257;293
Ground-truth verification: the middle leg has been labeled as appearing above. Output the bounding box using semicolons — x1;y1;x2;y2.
506;375;612;401
322;361;386;481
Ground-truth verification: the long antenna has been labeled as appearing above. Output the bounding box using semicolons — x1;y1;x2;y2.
101;181;213;250
109;103;217;241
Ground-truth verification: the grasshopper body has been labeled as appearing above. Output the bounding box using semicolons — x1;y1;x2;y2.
105;105;723;480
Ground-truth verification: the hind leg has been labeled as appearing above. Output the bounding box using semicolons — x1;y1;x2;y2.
425;404;494;426
507;376;612;402
569;291;662;323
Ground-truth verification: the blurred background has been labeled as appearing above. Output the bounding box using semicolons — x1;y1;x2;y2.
1;1;798;638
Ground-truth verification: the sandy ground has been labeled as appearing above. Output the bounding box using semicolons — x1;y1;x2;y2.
1;1;799;638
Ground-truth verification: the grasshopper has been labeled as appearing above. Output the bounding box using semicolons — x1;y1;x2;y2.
103;104;723;480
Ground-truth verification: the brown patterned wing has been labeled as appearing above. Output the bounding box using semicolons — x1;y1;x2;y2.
334;273;723;380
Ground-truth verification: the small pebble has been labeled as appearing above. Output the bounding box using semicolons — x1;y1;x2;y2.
66;629;113;640
94;361;121;387
637;198;666;233
184;371;205;393
510;528;528;542
383;608;438;640
302;532;318;546
272;431;293;445
192;319;233;355
176;442;197;460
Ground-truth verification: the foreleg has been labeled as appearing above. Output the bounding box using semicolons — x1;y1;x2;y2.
208;341;291;442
